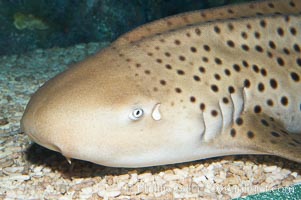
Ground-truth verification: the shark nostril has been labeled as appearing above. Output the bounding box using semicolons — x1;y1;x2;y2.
152;103;161;121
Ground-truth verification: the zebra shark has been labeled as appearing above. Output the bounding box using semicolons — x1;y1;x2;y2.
21;0;301;167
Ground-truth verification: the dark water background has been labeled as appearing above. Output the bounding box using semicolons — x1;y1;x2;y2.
0;0;250;56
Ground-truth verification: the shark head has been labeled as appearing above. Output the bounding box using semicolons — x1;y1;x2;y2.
21;48;205;167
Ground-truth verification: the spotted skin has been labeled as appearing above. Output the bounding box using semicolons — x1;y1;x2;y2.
21;0;301;167
113;0;301;46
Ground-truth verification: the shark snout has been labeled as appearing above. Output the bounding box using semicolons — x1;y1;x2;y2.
21;99;64;154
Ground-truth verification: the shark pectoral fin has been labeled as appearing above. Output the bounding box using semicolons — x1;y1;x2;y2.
216;112;301;163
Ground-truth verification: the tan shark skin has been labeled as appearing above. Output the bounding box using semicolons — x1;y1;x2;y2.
21;0;301;167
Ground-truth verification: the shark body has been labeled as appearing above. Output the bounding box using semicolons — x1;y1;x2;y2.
21;0;301;167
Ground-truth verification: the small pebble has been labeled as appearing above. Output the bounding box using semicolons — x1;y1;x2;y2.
263;166;277;173
0;119;9;126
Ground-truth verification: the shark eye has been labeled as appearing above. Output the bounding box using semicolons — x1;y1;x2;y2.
129;108;144;120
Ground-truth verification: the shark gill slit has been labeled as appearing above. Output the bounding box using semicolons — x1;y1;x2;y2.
200;110;206;140
218;99;226;133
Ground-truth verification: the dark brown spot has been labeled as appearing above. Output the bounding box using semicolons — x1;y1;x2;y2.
267;51;273;58
214;58;222;65
267;3;274;8
269;41;276;49
297;58;301;66
277;57;285;66
289;1;296;7
175;88;182;93
271;131;280;137
260;68;267;76
164;52;171;57
190;96;196;103
261;119;269;127
211;110;218;117
252;65;259;73
241;60;249;68
254;105;262;113
228;23;234;30
224;69;231;76
228;9;234;14
160;80;166;85
283;48;290;55
236;118;243;125
222;97;229;104
179;56;186;61
267;99;274;106
190;47;197;53
293;44;300;52
203;45;210;52
165;64;172;70
200;103;205;111
202;57;209;62
260;20;266;28
177;70;185;75
241;44;250;51
227;40;235;48
228;86;235;94
242;60;249;68
233;64;241;72
241;32;248;39
214;74;221;80
199;67;206;73
156;59;162;63
230;129;236;137
211;85;219;92
280;96;288;106
269;79;278;89
255;45;264;52
244;79;251;88
247;131;254;139
214;26;221;34
258;83;265;92
195;28;201;35
193;75;201;81
277;27;284;36
254;32;260;39
290;72;300;82
144;70;151;74
174;40;181;45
